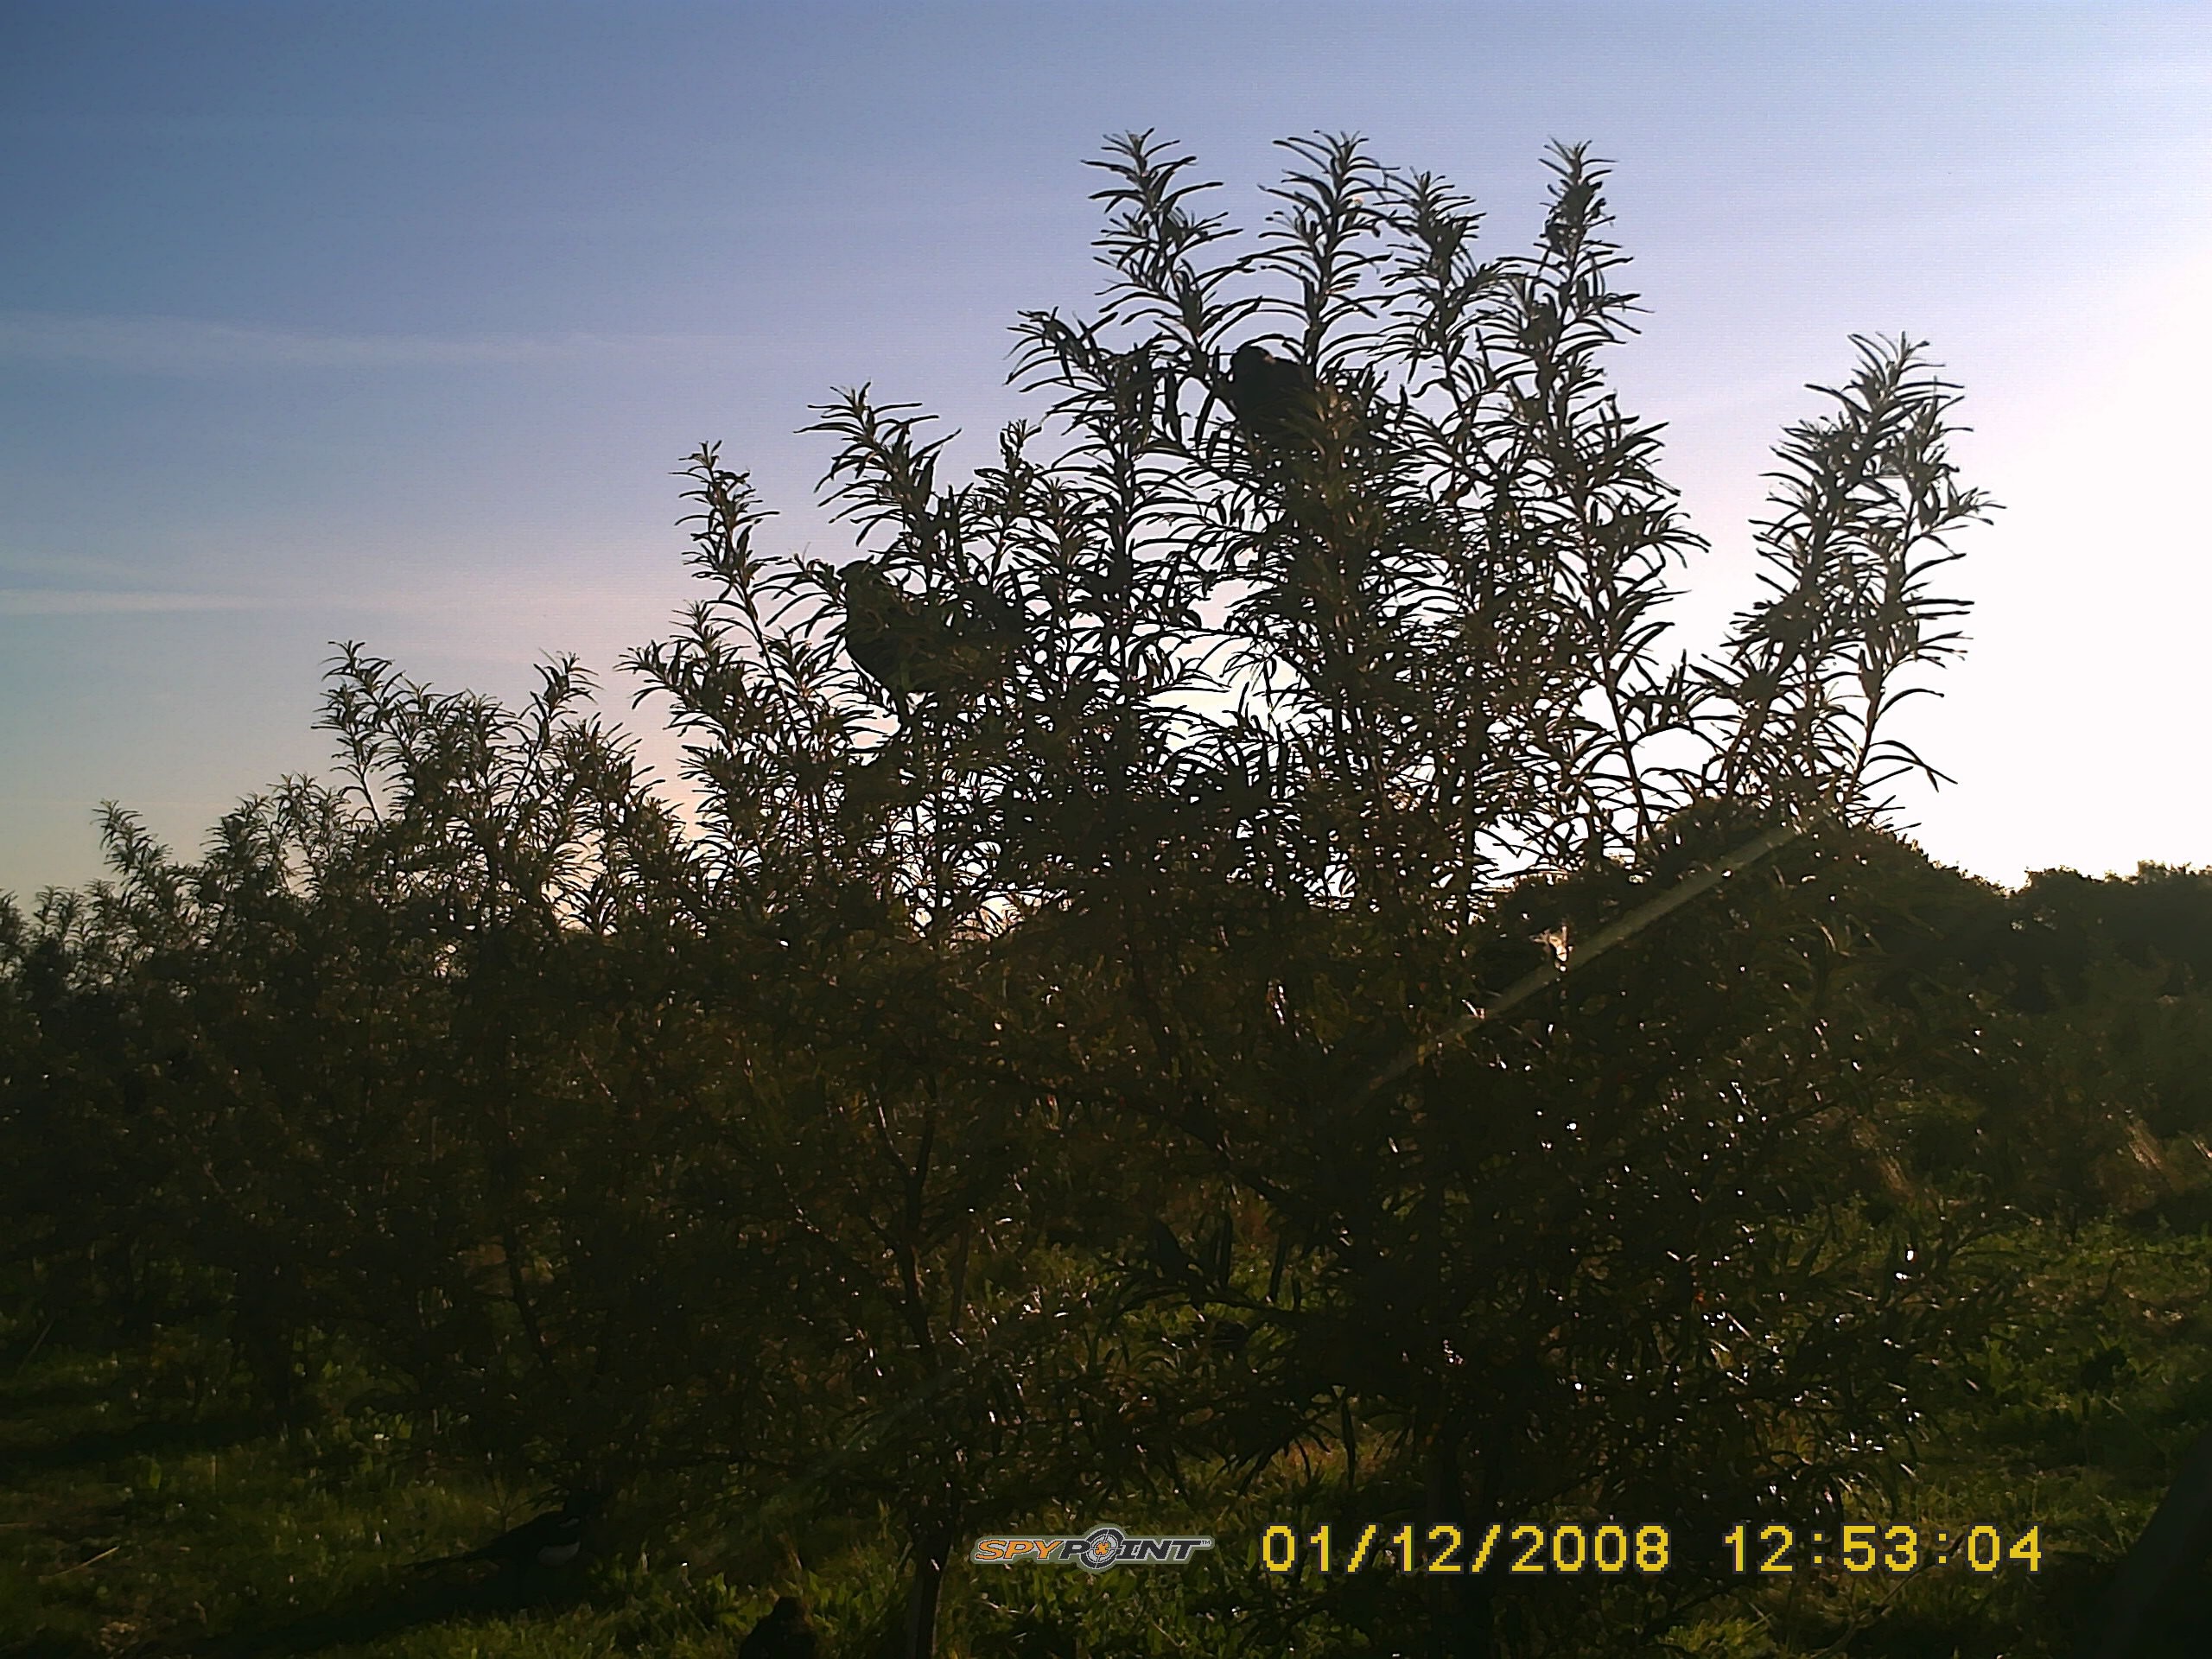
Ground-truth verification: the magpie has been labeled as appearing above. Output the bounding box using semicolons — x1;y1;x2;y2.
841;560;1022;710
411;1491;606;1575
2075;1420;2212;1656
1228;343;1323;451
739;1594;820;1659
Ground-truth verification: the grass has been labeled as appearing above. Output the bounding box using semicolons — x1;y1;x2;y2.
0;1329;796;1658
2;1217;2209;1656
1676;1216;2212;1658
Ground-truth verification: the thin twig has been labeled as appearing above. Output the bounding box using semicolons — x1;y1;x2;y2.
12;1315;56;1375
40;1544;119;1579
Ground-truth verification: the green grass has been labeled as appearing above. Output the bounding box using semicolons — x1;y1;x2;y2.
0;1328;797;1658
3;1219;2209;1656
1669;1216;2212;1658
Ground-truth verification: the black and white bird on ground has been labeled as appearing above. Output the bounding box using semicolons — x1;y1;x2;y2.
2075;1420;2212;1656
411;1491;606;1576
739;1594;820;1659
840;560;1022;714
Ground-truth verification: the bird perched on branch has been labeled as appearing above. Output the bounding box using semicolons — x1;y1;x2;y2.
1141;1218;1204;1291
411;1491;606;1575
740;1595;821;1659
840;560;1022;711
1228;342;1323;452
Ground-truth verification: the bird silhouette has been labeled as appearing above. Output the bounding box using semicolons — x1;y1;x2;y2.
840;560;1021;710
740;1594;821;1659
2075;1421;2212;1656
1228;342;1322;451
411;1491;605;1575
1141;1219;1203;1289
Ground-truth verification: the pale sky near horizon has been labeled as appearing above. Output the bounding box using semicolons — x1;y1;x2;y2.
3;2;2209;899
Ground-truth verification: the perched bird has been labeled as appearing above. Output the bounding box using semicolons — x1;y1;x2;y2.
411;1491;606;1575
842;560;951;701
1141;1218;1203;1290
1228;342;1322;450
840;561;1022;710
740;1595;821;1659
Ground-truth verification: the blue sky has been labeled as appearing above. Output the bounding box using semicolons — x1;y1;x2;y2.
3;1;2209;895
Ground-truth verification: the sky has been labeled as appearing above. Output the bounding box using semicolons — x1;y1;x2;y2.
3;0;2209;898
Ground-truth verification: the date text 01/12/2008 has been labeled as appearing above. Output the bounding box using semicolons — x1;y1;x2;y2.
1258;1522;2044;1576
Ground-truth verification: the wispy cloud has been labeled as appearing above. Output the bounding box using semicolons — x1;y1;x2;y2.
0;565;688;623
0;588;276;617
0;312;752;373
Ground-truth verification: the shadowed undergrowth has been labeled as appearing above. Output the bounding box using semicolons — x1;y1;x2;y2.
4;1217;2208;1657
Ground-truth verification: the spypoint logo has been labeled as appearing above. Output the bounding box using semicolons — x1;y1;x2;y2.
970;1524;1215;1572
1076;1527;1126;1570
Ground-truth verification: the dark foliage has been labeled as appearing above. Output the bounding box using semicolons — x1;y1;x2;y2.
19;130;2208;1659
